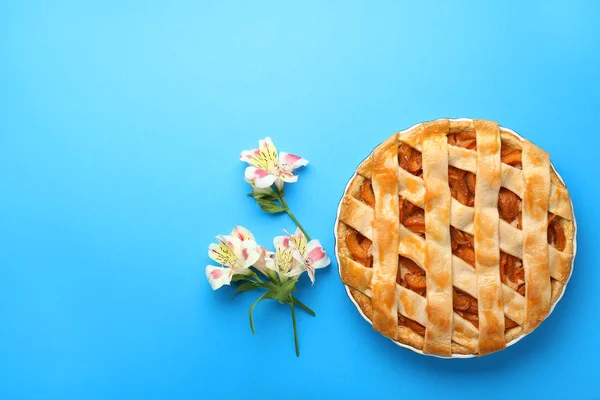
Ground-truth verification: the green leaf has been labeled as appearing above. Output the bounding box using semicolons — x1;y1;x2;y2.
264;291;277;300
247;189;286;213
292;296;316;317
247;185;279;200
231;274;250;283
247;191;278;202
256;281;277;291
248;291;277;334
256;198;285;213
232;282;259;298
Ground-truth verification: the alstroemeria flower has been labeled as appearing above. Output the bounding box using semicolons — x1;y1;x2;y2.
265;235;304;280
240;137;308;189
206;226;261;290
285;228;331;284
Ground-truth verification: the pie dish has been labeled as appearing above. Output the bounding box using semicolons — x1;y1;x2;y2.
335;118;575;357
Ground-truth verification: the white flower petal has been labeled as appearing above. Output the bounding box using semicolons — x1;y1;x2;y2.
306;266;316;284
240;240;261;268
292;247;305;266
306;240;330;270
206;265;233;290
273;235;291;250
231;226;255;242
245;167;277;189
265;255;277;272
279;151;308;170
246;180;276;195
252;247;274;276
286;267;304;279
218;234;242;249
219;234;242;255
240;148;261;165
274;178;284;192
279;174;299;184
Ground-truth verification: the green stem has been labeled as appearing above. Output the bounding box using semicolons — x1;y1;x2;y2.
276;187;288;208
290;301;300;356
285;209;311;241
249;292;270;334
292;296;316;316
275;186;312;241
257;281;278;291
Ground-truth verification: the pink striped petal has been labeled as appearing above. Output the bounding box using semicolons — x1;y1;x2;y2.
273;235;288;251
208;236;241;267
231;226;255;242
241;138;278;172
306;240;330;270
259;137;278;156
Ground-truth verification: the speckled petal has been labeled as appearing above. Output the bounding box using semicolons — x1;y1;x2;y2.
240;137;279;172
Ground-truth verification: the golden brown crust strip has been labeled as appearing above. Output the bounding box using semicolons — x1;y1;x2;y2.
370;135;401;339
339;255;373;293
421;120;453;356
522;140;552;333
473;120;505;355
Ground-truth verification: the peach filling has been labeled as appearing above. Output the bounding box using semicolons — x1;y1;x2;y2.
345;229;372;268
448;131;477;150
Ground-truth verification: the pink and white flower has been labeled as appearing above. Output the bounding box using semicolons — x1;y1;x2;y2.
206;226;261;290
265;235;304;280
240;137;308;189
285;228;330;284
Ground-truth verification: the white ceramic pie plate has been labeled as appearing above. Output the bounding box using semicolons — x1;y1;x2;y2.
334;118;577;359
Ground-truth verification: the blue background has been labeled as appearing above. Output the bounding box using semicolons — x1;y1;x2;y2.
1;1;599;399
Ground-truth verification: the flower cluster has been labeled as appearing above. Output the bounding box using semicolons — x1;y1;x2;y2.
206;226;329;290
205;137;330;356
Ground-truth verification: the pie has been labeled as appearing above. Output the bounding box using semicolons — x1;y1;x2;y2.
336;118;575;357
